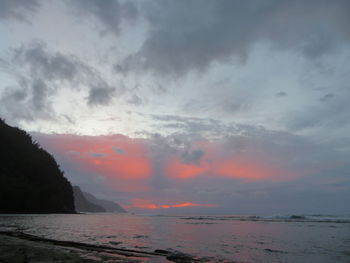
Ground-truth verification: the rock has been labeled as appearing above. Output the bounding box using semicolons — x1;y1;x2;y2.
166;251;195;263
154;249;171;254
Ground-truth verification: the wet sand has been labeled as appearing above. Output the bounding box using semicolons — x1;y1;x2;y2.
0;232;173;263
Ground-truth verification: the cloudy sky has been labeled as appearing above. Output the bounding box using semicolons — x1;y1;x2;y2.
1;0;350;214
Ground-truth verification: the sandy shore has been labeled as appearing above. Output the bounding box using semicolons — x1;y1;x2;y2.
0;232;178;263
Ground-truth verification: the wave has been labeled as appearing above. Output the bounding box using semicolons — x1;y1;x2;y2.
178;214;350;223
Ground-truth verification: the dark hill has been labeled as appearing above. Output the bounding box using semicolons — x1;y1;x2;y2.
82;190;126;213
0;119;75;213
73;186;105;212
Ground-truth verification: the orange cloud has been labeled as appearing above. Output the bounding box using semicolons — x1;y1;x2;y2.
165;148;289;181
86;153;151;180
37;134;300;195
214;157;285;181
37;134;153;191
127;199;217;209
166;157;208;179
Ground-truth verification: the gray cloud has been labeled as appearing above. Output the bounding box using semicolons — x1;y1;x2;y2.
71;0;138;35
63;114;75;124
150;114;242;140
31;79;48;111
89;152;106;158
12;41;87;83
0;41;119;121
0;86;34;121
117;0;350;76
221;101;248;115
320;93;335;102
0;0;39;21
276;92;287;97
181;149;205;165
127;94;143;106
146;113;350;176
150;123;350;214
0;42;84;121
87;85;116;106
113;147;125;154
287;89;349;133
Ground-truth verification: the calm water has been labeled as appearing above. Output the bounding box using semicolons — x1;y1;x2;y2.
1;213;349;262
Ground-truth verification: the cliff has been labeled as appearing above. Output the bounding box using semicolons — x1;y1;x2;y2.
73;186;106;212
0;119;75;213
83;191;126;213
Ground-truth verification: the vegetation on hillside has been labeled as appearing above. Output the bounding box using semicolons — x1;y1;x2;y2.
0;119;75;213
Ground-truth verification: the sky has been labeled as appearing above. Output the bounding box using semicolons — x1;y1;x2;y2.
1;0;350;214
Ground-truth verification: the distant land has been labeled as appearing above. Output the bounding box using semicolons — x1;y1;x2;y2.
82;189;126;213
73;186;126;213
0;119;75;213
73;186;105;212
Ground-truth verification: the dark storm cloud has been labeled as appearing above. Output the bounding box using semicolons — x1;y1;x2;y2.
117;0;350;76
71;0;138;35
0;0;39;21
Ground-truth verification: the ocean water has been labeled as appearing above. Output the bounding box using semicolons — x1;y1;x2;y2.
0;213;349;262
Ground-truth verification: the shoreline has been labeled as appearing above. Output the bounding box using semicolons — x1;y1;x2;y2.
0;231;196;263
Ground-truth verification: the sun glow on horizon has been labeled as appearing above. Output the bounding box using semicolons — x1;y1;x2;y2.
126;199;218;209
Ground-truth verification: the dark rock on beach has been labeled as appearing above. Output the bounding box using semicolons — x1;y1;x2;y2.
166;251;197;263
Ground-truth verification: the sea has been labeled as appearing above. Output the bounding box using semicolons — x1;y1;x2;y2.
0;213;349;262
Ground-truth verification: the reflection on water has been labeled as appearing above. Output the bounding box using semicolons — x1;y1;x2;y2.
0;213;349;262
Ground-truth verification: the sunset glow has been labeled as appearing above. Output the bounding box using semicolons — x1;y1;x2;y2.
37;134;295;184
127;199;217;209
31;132;309;211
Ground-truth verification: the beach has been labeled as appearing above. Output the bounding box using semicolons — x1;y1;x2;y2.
0;232;147;263
0;231;177;263
1;213;349;263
